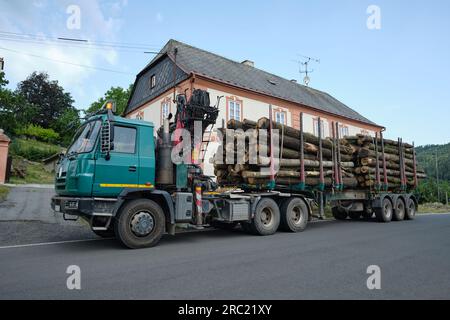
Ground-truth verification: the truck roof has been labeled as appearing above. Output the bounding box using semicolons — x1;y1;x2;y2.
85;114;154;128
114;116;154;127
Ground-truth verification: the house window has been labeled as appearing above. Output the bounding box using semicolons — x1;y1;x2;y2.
228;99;242;121
313;118;325;137
340;125;349;137
150;75;156;89
361;129;370;136
275;111;286;125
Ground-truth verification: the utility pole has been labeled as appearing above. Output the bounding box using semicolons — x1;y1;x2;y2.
436;149;441;203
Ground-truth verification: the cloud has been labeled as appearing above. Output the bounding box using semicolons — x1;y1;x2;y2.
0;0;128;108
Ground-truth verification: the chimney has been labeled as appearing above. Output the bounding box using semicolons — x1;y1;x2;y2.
241;60;254;67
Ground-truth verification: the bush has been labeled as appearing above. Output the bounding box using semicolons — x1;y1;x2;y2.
15;124;60;143
9;138;61;161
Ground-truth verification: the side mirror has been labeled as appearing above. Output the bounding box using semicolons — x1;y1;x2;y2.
101;120;114;160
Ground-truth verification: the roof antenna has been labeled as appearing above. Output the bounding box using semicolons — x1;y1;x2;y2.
294;54;320;86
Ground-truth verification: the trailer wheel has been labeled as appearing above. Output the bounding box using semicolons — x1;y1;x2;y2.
115;199;165;249
279;197;308;232
250;198;280;236
375;197;393;223
332;207;348;220
393;198;406;221
405;198;417;220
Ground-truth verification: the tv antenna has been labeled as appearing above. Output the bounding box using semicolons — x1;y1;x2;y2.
294;54;320;86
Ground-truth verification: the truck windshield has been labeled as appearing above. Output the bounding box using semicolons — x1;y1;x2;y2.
66;120;101;155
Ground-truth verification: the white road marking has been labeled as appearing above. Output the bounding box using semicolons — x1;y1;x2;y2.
0;238;111;250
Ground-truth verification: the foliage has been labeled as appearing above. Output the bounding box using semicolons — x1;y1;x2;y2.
9;138;62;161
416;143;450;182
86;85;132;116
415;179;450;204
15;124;60;143
16;72;76;129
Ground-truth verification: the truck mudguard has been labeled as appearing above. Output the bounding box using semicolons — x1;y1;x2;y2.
114;189;175;224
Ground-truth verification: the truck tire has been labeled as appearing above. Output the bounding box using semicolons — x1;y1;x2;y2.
393;198;406;221
279;197;308;232
115;199;165;249
332;207;348;220
405;198;417;220
375;197;393;223
250;198;280;236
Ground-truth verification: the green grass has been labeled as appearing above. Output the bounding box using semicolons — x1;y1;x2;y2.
0;186;9;202
418;203;450;214
9;157;55;185
9;138;62;162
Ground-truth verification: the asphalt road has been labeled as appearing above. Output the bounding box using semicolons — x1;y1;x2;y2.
1;210;450;299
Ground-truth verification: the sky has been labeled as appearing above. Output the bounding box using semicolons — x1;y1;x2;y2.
0;0;449;146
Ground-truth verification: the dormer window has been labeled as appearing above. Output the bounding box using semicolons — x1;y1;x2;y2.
150;75;156;89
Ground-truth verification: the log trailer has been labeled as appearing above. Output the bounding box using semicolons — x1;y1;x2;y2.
51;90;419;249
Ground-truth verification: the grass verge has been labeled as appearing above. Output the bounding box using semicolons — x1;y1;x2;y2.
0;185;10;202
418;203;450;214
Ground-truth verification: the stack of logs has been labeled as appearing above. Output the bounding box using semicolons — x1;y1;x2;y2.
213;118;426;191
348;135;427;189
214;117;357;188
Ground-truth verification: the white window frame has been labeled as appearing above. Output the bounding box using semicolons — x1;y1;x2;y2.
228;100;241;121
161;101;170;121
340;125;349;137
313;119;325;137
275;111;286;125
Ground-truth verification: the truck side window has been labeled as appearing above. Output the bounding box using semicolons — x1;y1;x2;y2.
113;126;137;154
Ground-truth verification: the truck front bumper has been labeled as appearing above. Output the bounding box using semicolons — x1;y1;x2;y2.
51;196;96;218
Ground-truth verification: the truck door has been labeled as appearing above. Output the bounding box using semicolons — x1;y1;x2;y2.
93;125;140;197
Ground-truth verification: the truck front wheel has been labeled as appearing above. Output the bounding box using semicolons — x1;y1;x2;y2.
115;199;165;249
280;197;308;232
250;198;280;236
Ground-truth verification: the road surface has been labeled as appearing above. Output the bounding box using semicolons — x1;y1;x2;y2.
1;210;449;299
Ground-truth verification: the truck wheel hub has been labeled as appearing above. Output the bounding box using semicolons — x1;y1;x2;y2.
130;212;154;236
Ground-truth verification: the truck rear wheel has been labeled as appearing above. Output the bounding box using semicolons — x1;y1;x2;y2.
279;197;308;232
332;207;348;220
115;199;165;249
405;198;417;220
375;197;393;223
393;198;406;221
250;198;280;236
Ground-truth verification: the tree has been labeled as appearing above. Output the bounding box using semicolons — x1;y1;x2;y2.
86;85;132;116
0;72;31;135
17;72;76;129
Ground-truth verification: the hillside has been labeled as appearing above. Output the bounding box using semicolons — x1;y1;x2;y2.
416;143;450;182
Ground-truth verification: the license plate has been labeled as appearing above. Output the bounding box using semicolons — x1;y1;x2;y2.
65;201;79;210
